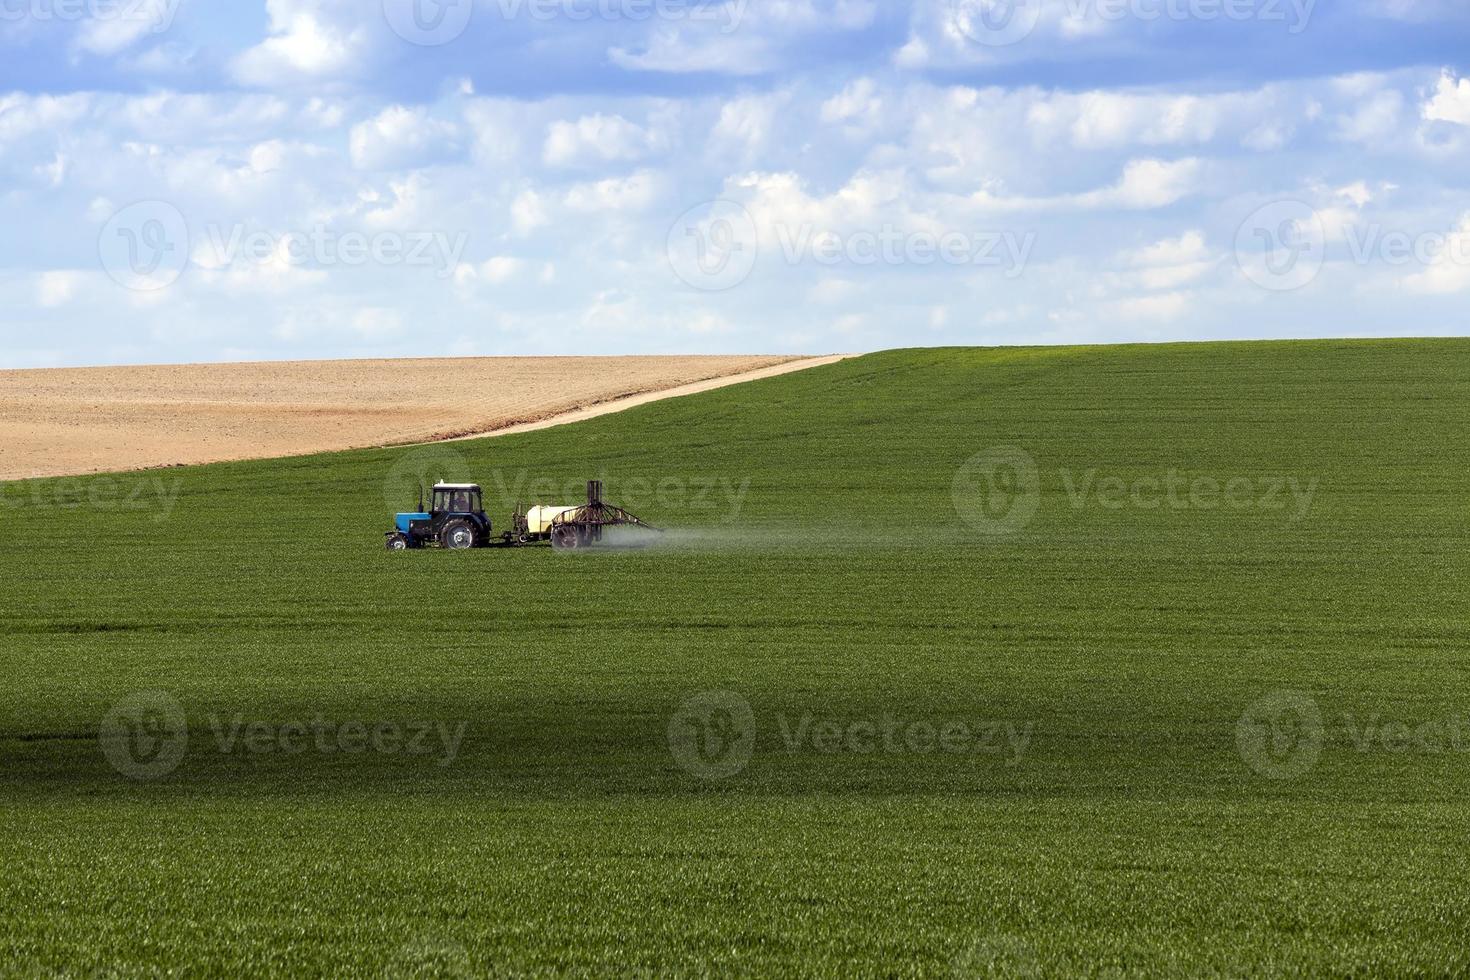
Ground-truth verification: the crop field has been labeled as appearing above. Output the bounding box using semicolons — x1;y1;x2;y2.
3;340;1470;976
0;354;805;480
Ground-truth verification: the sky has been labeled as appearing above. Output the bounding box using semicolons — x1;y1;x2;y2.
2;0;1470;366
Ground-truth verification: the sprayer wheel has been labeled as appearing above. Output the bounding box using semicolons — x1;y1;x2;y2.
552;525;583;550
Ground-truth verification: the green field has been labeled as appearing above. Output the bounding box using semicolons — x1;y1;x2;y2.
4;340;1470;976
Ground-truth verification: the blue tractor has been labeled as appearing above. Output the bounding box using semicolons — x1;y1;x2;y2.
385;483;494;550
386;479;660;552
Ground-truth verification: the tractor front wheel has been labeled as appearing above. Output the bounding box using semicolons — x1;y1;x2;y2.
441;520;477;550
386;533;410;551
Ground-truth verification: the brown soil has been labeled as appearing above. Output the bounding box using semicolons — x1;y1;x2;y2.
0;355;817;480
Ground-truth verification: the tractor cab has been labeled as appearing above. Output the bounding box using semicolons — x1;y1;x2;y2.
431;483;483;516
385;483;492;551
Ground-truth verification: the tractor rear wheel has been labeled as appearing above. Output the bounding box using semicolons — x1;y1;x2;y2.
551;525;582;550
441;520;477;550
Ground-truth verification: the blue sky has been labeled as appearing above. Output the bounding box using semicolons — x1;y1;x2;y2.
3;0;1470;365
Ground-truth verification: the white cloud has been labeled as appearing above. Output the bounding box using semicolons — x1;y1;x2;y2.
1095;158;1203;209
543;113;666;168
232;0;368;86
303;98;346;130
1057;3;1117;39
1334;182;1373;208
482;257;522;283
1403;215;1470;295
1123;231;1209;268
1111;292;1194;321
711;93;788;158
357;174;432;230
123;42;199;75
349;105;459;170
511;190;548;234
74;0;179;55
34;152;67;188
1119;231;1216;290
1423;71;1470;126
1335;83;1403;143
463;99;528;165
892;37;929;70
972;158;1203;211
193;234;329;294
1242;122;1293;151
249;141;288;174
272;305;402;343
36;271;82;308
1134;261;1211;291
352;308;404;339
0;93;91;142
563;171;658;212
896;0;1237;72
821;79;882;125
1029;92;1234;149
731;169;907;241
455;257;524;287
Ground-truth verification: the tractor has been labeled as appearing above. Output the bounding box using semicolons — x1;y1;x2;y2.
385;480;658;551
385;483;493;550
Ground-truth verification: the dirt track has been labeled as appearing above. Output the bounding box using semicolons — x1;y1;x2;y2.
0;355;818;480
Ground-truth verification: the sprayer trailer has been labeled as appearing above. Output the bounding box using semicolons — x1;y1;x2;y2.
543;480;658;550
386;480;658;551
